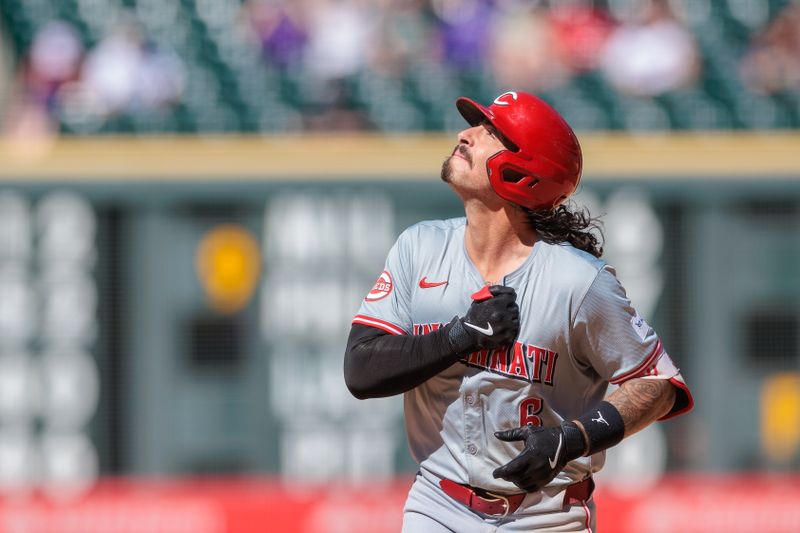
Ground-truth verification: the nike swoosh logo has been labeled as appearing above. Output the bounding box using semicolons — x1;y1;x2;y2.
464;322;493;336
548;434;563;469
419;277;448;289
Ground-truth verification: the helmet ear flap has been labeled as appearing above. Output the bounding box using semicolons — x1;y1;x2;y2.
487;151;571;210
494;151;539;185
487;152;541;208
501;167;539;187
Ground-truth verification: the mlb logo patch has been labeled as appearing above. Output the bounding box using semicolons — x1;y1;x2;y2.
630;312;650;341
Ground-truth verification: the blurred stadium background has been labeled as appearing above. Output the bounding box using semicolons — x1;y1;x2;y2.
0;0;798;532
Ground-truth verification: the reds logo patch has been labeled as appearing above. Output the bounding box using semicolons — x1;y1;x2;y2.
366;271;393;301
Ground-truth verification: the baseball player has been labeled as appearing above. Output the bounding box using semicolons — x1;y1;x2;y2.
344;91;693;532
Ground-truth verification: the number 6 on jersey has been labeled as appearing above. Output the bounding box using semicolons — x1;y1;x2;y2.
519;397;543;427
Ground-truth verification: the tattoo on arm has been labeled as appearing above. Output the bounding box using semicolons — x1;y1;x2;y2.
608;378;676;438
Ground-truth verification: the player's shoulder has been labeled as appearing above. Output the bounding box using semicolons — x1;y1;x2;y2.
397;217;466;244
405;217;466;233
538;241;611;288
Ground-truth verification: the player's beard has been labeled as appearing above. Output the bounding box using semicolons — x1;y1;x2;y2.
441;145;471;183
440;156;454;183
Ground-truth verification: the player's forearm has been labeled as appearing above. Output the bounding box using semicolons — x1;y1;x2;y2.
606;378;677;438
343;323;462;399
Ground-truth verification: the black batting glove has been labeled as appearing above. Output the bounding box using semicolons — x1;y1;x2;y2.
492;422;585;493
446;285;520;355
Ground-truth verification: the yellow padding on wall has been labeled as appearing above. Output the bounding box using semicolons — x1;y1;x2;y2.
0;133;797;181
761;373;800;464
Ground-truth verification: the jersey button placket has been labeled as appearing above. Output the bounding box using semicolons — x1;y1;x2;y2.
463;389;481;484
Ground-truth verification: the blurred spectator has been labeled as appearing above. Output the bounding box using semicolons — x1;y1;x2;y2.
72;19;184;118
294;0;375;130
431;0;493;70
740;4;800;94
369;0;433;77
23;22;83;113
3;21;80;143
134;45;185;112
81;22;144;115
489;4;570;92
245;0;308;71
600;0;699;96
2;100;57;157
304;0;375;82
549;0;615;73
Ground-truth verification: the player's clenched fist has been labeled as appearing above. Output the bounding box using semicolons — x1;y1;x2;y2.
492;423;586;493
446;285;520;355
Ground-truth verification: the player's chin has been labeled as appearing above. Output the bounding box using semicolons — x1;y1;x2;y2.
440;156;455;183
441;156;471;183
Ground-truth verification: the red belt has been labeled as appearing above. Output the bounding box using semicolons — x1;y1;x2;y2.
439;477;594;518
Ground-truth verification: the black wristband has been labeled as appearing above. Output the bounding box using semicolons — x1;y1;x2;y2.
445;316;476;355
575;401;625;456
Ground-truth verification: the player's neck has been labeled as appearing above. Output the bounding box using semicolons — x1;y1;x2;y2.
464;203;538;285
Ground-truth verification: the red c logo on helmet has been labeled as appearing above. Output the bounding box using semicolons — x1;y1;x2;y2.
493;91;518;106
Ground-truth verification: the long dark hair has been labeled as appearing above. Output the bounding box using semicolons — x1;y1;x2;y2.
523;203;604;258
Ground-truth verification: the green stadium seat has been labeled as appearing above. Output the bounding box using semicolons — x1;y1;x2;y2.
614;95;672;131
545;87;613;131
662;89;735;130
256;99;302;132
734;92;793;129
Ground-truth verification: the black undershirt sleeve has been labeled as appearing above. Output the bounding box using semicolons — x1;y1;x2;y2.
343;322;464;399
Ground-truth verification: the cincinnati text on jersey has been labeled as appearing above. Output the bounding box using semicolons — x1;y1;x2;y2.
413;322;558;386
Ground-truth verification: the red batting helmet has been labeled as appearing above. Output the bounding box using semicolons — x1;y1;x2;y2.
456;91;582;210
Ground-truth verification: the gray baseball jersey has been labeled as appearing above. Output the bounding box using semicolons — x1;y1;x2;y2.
353;217;691;495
